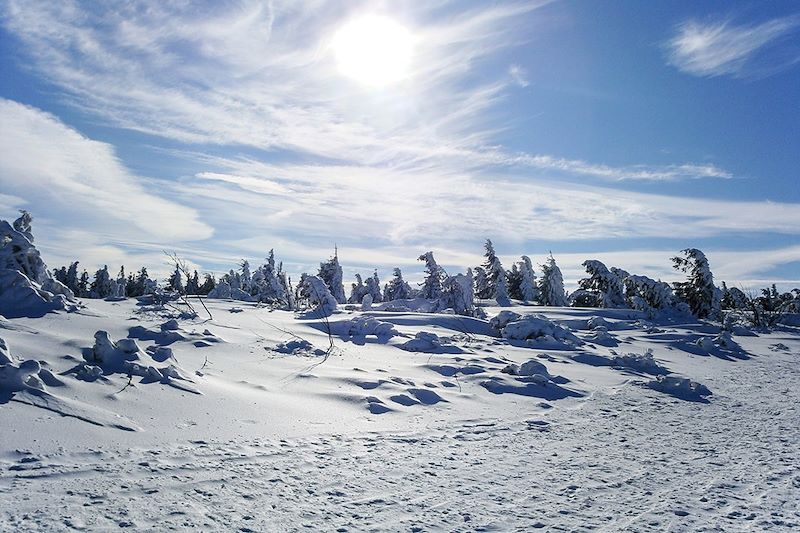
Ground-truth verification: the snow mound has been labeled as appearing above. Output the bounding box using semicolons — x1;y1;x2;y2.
399;332;463;354
611;349;668;375
273;339;327;356
647;375;711;402
501;359;551;385
492;312;582;349
128;320;223;347
0;337;63;393
79;331;198;392
333;316;398;340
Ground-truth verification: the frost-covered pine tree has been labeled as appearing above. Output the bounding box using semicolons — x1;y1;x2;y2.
623;275;676;312
473;266;490;299
440;269;475;316
186;270;200;295
66;262;80;293
671;248;720;319
418;251;444;299
518;256;538;302
573;259;627;308
506;263;523;300
199;273;216;295
348;274;369;304
318;248;346;304
77;270;90;297
90;266;114;299
240;260;252;293
482;239;508;303
302;275;338;316
537;254;567;306
384;268;412;301
167;266;184;294
365;270;383;303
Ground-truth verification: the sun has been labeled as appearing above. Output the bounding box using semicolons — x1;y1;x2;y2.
332;15;413;87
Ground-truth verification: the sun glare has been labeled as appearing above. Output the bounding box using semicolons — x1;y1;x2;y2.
332;15;413;87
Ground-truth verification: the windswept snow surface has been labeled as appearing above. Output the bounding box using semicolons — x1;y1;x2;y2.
0;300;798;531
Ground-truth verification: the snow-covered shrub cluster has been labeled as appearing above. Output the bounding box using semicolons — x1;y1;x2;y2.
80;331;196;391
0;337;58;393
501;359;551;386
490;311;581;347
570;260;627;308
611;349;668;374
647;375;711;401
0;211;77;318
209;251;294;307
399;331;461;353
336;316;398;339
273;339;327;356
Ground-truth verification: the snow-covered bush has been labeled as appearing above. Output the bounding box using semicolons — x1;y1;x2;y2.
208;280;232;299
400;332;447;352
337;316;397;339
672;248;721;319
501;359;551;385
647;375;711;401
611;349;668;374
492;313;581;348
537;254;567;306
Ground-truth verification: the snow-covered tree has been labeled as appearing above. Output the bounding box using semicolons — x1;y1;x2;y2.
671;248;720;319
440;269;475;316
623;275;676;312
77;270;90;297
365;270;383;303
482;239;508;303
66;262;80;293
720;282;749;310
348;274;369;304
537;254;567;306
473;267;490;299
418;251;444;299
384;268;412;301
302;275;338;316
250;250;289;304
318;248;346;304
199;273;216;295
518;256;538;302
186;270;200;295
167;266;184;294
571;259;627;308
90;266;114;299
506;263;523;300
240;260;252;293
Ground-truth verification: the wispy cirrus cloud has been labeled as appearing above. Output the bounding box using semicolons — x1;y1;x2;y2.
666;15;800;78
2;0;732;183
0;98;212;242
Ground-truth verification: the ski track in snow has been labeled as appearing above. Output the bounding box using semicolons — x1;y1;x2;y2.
2;343;797;532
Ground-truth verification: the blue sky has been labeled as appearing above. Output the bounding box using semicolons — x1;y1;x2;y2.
1;0;799;290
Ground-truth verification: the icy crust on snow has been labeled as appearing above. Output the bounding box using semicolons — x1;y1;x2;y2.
0;214;77;318
490;311;583;349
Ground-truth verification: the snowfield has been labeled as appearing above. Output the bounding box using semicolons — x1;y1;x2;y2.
1;299;799;532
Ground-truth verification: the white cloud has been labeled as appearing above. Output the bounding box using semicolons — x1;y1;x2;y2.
0;98;213;243
666;16;800;78
1;0;733;183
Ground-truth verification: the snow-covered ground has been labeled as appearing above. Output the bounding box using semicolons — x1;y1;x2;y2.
1;299;798;531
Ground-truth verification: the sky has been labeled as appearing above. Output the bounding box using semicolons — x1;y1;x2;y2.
1;0;799;291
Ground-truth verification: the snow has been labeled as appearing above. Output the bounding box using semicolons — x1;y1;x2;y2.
1;298;799;531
